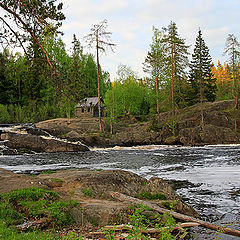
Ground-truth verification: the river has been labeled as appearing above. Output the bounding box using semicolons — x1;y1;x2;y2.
0;144;239;239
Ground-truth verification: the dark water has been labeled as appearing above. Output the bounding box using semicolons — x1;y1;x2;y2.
0;144;239;239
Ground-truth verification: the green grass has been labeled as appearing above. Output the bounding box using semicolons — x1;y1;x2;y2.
0;221;86;240
0;221;56;240
40;170;57;174
52;178;64;183
162;200;178;210
82;188;95;198
0;188;78;227
136;192;167;200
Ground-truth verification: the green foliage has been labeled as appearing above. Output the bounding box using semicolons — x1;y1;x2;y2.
40;170;57;174
0;102;77;124
136;192;167;200
104;74;150;122
0;104;11;122
0;188;78;227
166;120;177;136
126;204;179;240
188;29;217;105
103;204;185;239
52;178;64;183
162;200;177;210
82;188;95;198
0;32;109;123
102;226;116;240
162;21;190;110
61;231;84;240
0;220;56;240
148;115;160;132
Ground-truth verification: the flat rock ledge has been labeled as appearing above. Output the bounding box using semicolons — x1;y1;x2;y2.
1;132;89;153
0;168;198;227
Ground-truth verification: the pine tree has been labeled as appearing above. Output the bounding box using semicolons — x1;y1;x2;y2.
224;34;240;108
0;0;65;70
162;21;189;111
143;27;168;123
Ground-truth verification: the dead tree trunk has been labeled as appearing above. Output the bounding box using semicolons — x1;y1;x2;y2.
84;20;115;132
154;62;160;124
110;192;240;238
96;30;102;132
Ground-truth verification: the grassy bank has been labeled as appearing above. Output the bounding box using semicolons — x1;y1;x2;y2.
0;188;186;239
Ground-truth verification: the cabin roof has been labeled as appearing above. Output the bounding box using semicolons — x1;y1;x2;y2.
76;97;103;108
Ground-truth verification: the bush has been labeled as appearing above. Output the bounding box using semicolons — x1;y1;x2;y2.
0;188;78;227
0;104;10;123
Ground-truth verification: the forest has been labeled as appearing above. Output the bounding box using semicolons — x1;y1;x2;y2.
0;0;239;125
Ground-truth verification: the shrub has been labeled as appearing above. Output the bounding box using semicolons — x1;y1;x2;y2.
0;188;78;227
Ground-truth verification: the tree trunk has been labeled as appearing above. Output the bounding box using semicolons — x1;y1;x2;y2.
110;192;240;238
232;48;239;109
155;62;160;124
171;43;175;114
96;30;102;132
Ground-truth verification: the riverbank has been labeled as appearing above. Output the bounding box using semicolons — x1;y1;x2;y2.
0;145;239;239
36;100;240;147
0;168;199;239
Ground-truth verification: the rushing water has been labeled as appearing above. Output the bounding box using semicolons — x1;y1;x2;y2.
0;144;239;239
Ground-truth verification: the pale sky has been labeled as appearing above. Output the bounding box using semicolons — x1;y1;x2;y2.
46;0;240;79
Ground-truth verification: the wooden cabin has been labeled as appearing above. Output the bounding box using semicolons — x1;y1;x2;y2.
75;97;105;118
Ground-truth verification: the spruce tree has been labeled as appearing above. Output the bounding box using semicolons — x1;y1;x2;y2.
67;34;86;102
188;29;216;106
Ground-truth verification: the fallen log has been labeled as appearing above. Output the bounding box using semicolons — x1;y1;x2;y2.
103;222;200;233
109;191;240;238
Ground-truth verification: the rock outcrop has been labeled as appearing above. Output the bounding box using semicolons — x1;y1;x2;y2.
1;132;89;153
36;100;240;147
0;168;199;226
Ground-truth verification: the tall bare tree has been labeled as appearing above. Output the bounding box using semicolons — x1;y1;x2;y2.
224;34;240;108
85;19;115;131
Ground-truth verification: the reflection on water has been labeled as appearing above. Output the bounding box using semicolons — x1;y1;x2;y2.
0;144;240;239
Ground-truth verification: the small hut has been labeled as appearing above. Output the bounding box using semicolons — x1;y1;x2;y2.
75;97;105;118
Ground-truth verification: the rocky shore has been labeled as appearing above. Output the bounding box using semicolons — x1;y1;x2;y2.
0;125;89;155
1;100;240;154
0;168;198;227
36;100;240;147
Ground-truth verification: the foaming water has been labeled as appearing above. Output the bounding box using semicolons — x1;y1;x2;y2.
0;145;239;239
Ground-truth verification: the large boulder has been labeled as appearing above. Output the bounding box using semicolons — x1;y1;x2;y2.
38;169;199;225
1;133;89;153
179;124;239;145
0;168;199;227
